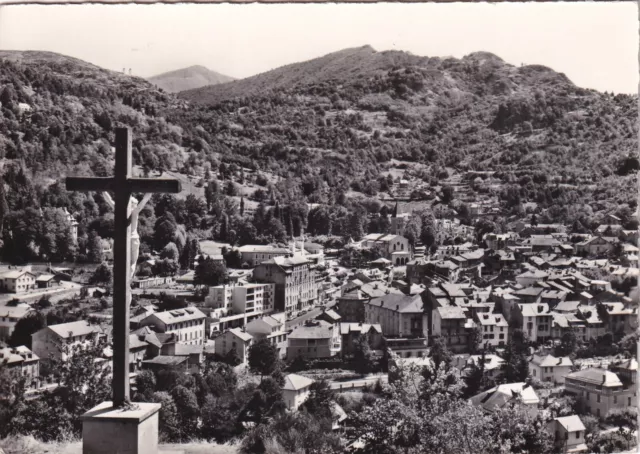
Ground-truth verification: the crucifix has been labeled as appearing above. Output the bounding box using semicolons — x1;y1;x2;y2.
66;127;181;407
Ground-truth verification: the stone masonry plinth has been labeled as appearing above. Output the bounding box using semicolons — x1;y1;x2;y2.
81;401;161;454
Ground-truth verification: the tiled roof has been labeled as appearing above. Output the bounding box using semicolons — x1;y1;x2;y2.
555;415;586;432
437;306;466;320
142;356;188;366
518;303;551;317
470;383;539;411
48;321;101;339
289;321;334;340
531;354;572;367
228;328;253;342
367;293;423;313
566;368;622;387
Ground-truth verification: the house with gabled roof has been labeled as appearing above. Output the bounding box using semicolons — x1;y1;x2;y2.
547;415;588;453
0;305;34;340
529;354;573;384
469;382;539;416
361;233;412;265
31;320;104;362
282;373;314;410
339;322;383;357
214;327;253;364
287;320;340;361
0;269;36;293
364;293;427;338
513;303;552;342
245;314;288;352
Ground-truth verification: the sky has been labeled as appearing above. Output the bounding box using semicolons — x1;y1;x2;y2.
0;2;637;94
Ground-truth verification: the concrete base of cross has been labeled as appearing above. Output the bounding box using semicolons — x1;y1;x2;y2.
81;401;161;454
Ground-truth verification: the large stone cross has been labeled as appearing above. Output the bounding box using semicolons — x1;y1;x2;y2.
66;127;181;407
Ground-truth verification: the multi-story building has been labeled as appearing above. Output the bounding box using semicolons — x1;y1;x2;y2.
564;368;637;418
339;323;384;357
600;302;638;335
237;245;291;267
361;233;412;265
139;307;206;345
31;320;104;362
245;314;288;351
214;328;253;364
364;293;428;338
432;306;469;353
513;303;552;343
283;373;314;411
474;312;509;347
0;305;34;340
205;283;275;316
0;345;40;383
0;269;36;293
529;354;573;384
253;256;318;314
287;320;340;361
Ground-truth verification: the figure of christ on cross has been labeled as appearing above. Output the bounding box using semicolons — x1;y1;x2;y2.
66;127;180;408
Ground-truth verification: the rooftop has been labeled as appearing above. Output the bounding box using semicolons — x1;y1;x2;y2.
366;293;423;313
283;373;314;391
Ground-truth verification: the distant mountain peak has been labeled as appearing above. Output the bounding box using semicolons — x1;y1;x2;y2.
147;65;235;93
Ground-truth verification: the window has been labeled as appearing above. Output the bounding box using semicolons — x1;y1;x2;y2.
596;409;600;417
614;396;617;404
576;432;581;439
629;397;632;406
596;395;600;403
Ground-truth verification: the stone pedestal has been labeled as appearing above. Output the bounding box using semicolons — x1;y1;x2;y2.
81;401;161;454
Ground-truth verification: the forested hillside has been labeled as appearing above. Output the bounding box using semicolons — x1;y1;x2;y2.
0;47;636;264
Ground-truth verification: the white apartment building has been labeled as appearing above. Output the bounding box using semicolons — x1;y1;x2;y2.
206;283;276;315
31;320;103;362
140;307;206;345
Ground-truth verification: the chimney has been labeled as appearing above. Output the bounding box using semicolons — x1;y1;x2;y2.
602;374;606;383
537;305;543;313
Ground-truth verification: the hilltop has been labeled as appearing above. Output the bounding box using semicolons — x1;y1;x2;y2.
148;65;235;93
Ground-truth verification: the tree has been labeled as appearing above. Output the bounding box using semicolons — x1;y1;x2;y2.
501;329;530;383
89;262;113;286
134;370;157;401
194;256;228;287
468;325;483;354
554;328;579;357
240;197;245;216
0;176;8;236
419;210;437;249
171;385;200;441
441;185;454;204
353;333;376;374
300;379;334;421
86;230;103;263
151;391;181;442
241;411;343;454
160;242;179;261
7;311;46;348
248;339;279;378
